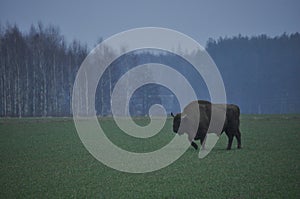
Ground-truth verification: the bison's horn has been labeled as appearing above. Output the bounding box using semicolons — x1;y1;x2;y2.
171;112;175;117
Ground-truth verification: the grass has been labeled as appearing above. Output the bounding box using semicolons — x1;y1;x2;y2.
0;115;299;198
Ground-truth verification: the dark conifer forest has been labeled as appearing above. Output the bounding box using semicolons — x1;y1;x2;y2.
206;34;300;114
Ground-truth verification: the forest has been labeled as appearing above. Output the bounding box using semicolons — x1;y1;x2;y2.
0;23;299;117
0;23;87;117
207;33;300;114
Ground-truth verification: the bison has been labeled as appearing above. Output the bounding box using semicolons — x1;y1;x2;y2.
171;100;242;150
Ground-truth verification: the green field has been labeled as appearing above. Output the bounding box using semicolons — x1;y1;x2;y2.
0;115;299;198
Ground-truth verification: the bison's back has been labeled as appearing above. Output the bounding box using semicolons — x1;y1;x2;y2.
182;100;240;134
183;100;211;123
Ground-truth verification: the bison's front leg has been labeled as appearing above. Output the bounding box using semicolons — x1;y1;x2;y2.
195;130;207;150
191;141;198;150
188;134;198;150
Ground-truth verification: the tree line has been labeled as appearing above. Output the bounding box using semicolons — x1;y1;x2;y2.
206;33;300;113
0;23;299;117
0;23;87;117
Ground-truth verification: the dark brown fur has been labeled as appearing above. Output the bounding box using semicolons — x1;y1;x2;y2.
171;100;242;150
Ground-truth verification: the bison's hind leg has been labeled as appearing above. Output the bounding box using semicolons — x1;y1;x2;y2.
236;129;242;149
225;131;234;150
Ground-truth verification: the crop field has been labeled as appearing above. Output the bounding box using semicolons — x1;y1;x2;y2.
0;115;299;198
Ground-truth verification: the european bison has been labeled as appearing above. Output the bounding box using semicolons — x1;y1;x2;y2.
171;100;242;150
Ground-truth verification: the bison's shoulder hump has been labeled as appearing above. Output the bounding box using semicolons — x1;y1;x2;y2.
197;100;211;105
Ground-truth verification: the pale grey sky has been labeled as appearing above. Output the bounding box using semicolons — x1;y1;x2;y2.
1;0;299;48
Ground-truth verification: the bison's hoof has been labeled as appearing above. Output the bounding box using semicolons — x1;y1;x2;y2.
238;146;242;149
226;147;231;150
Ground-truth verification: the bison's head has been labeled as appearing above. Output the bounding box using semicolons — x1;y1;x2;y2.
171;112;187;135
